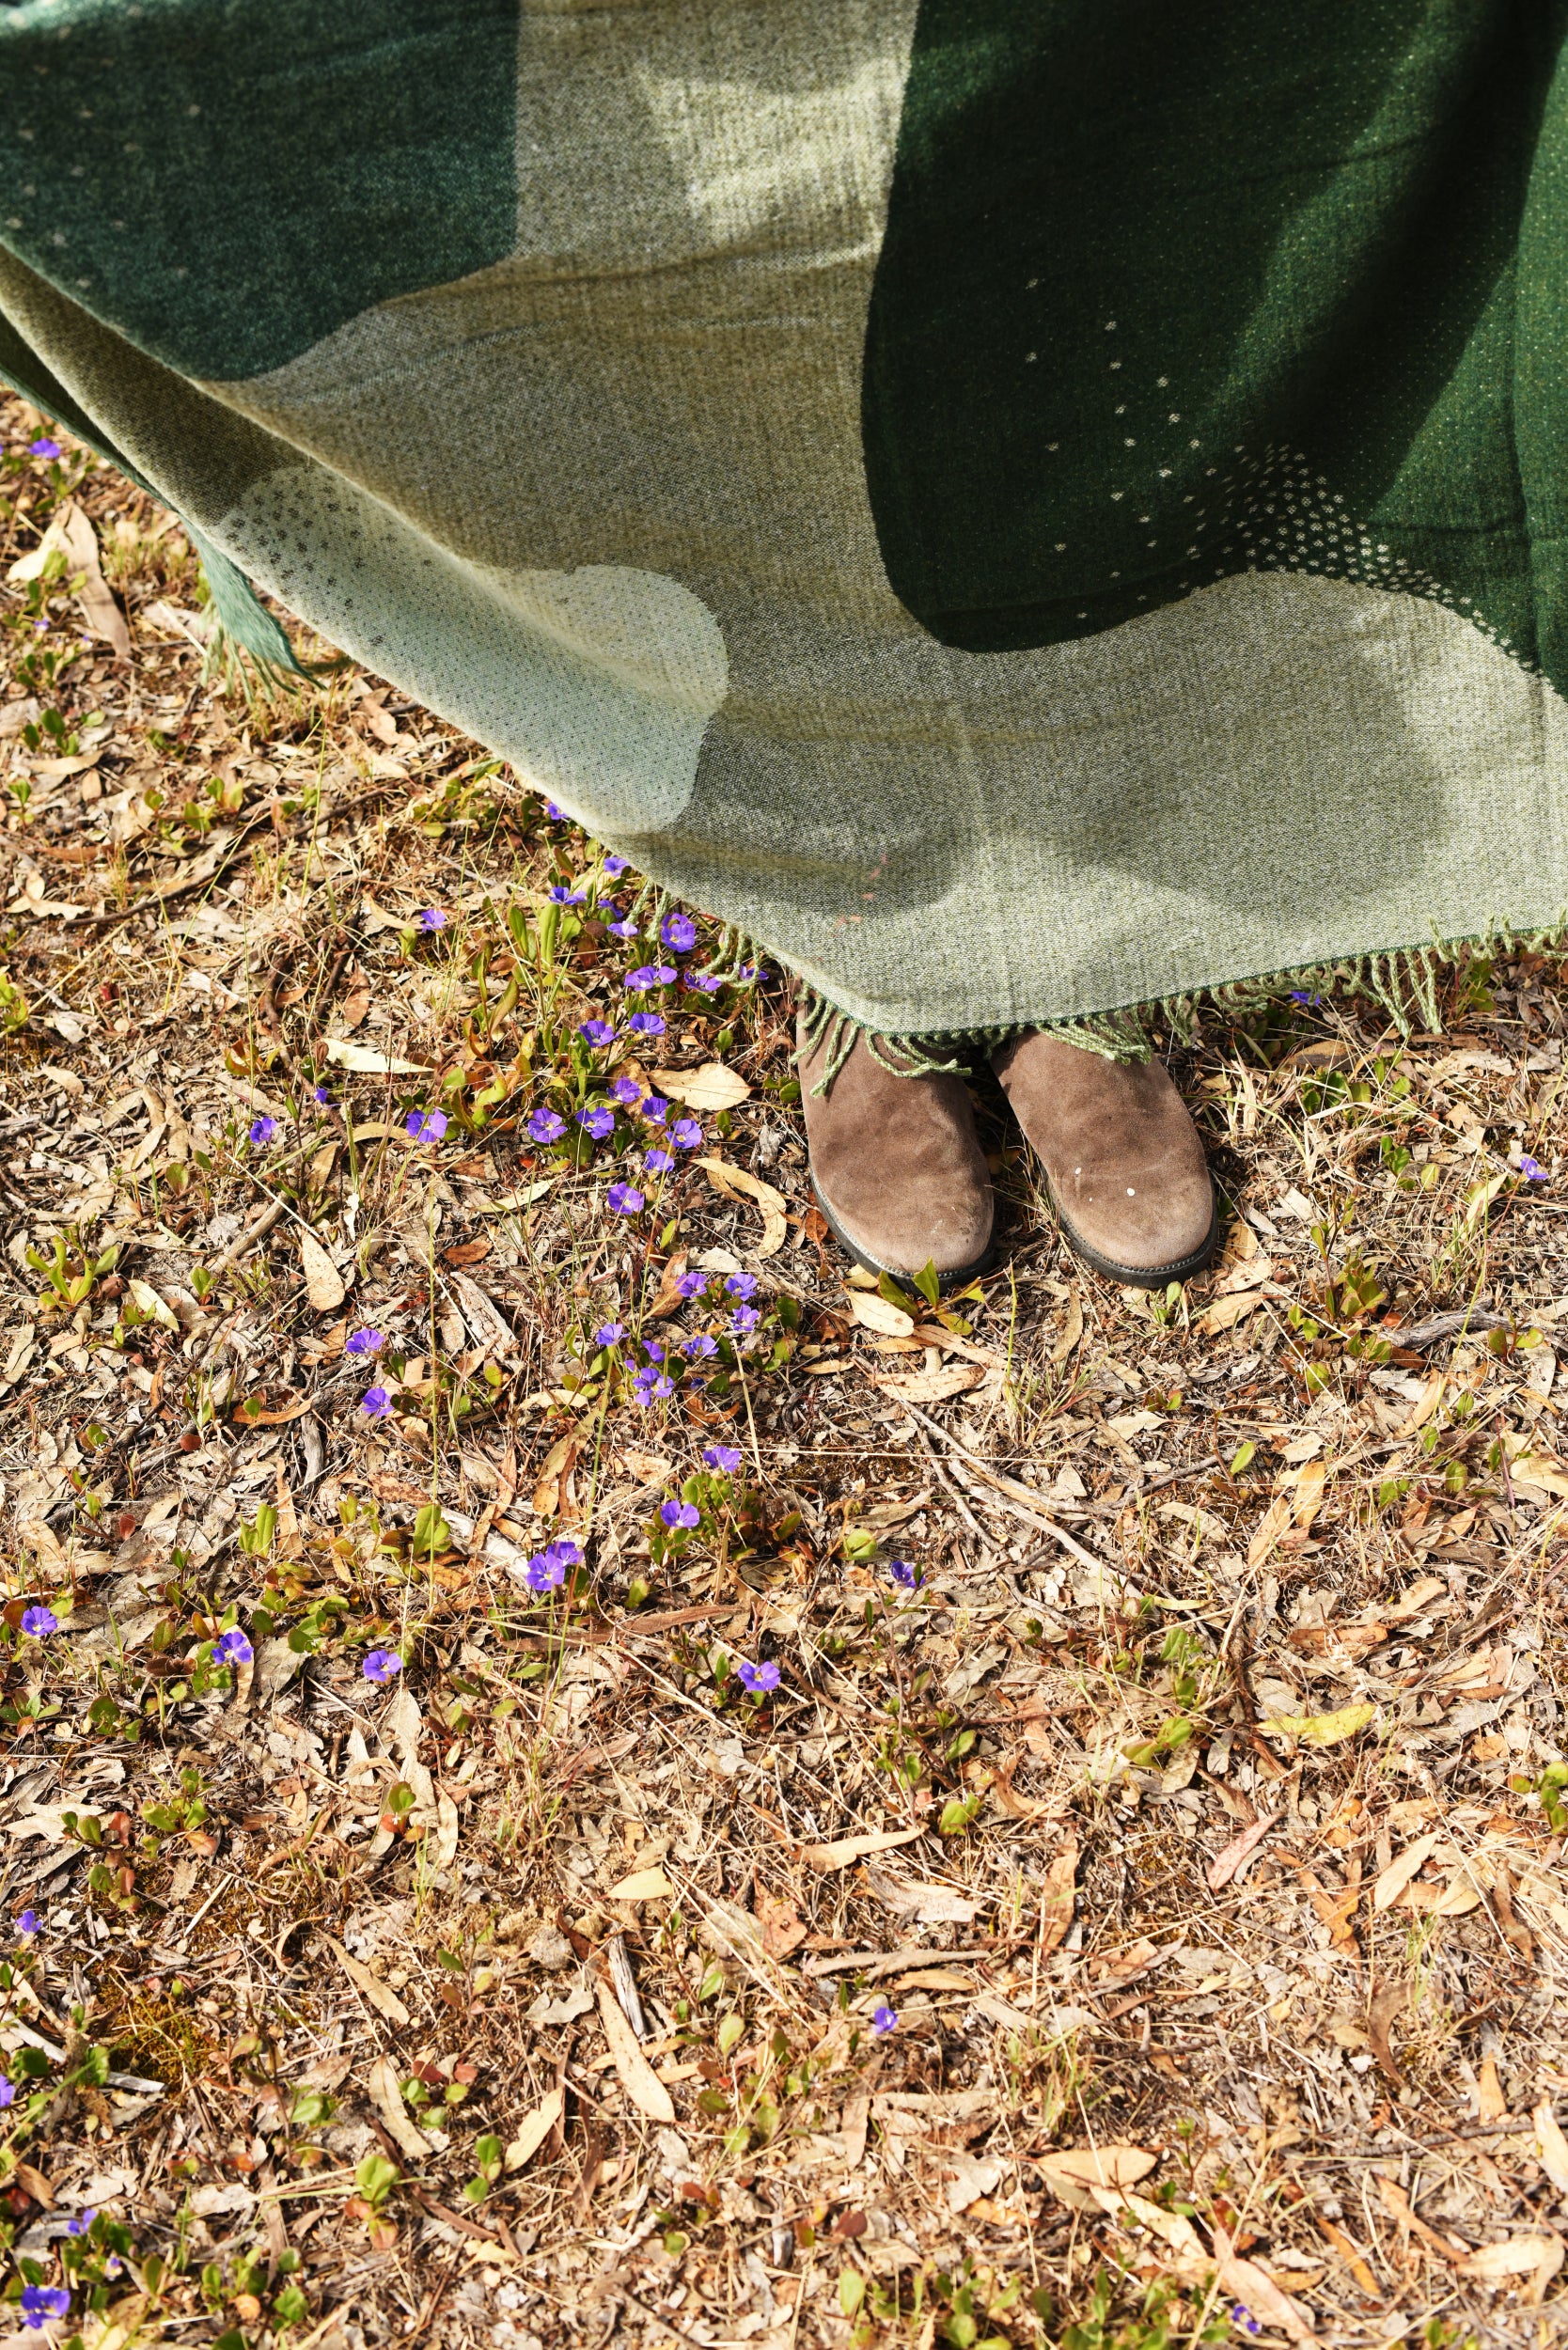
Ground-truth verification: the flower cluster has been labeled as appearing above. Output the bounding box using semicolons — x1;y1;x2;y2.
525;1535;582;1595
525;1072;704;1214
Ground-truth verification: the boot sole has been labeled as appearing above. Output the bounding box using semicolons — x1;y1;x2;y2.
810;1176;995;1295
1054;1194;1220;1290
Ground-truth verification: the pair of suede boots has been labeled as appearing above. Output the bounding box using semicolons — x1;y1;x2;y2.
798;1020;1216;1292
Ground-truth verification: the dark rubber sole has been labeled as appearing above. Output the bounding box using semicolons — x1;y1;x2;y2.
1054;1192;1221;1290
810;1175;995;1296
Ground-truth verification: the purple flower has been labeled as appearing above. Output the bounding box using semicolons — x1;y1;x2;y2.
642;1340;666;1362
313;1084;332;1105
731;1305;760;1334
608;917;640;940
703;1445;743;1472
1518;1153;1548;1182
635;1373;674;1403
641;1095;669;1125
416;907;447;932
725;1273;758;1299
406;1108;448;1142
677;1270;710;1297
661;1500;700;1531
684;1333;718;1359
65;2209;94;2237
661;913;698;953
346;1327;385;1357
1289;990;1323;1008
871;2005;899;2036
20;2284;69;2328
628;1012;666;1038
682;972;723;995
544;1537;582;1570
544;801;568;822
21;1606;56;1639
578;1019;616;1047
215;1628;253;1666
603;854;630;877
362;1649;402;1684
248;1116;277;1147
610;1076;643;1107
607;1182;645;1214
548;884;586;906
625;965;669;994
16;1911;38;1937
888;1558;920;1590
1231;2309;1261;2340
0;2077;13;2109
645;1148;675;1175
526;1550;566;1594
577;1105;616;1140
671;1119;702;1148
28;438;61;460
362;1386;393;1420
736;1658;781;1697
595;1322;624;1346
528;1106;566;1144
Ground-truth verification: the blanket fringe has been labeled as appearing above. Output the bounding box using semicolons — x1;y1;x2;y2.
789;917;1568;1097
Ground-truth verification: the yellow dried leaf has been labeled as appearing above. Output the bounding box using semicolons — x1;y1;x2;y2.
1294;1459;1326;1528
608;1865;675;1903
1535;2100;1568;2196
1459;2236;1563;2281
849;1291;917;1338
324;1935;410;2026
1372;1830;1441;1910
326;1039;426;1075
650;1062;751;1113
1259;1702;1378;1748
505;2086;563;2172
873;1365;984;1403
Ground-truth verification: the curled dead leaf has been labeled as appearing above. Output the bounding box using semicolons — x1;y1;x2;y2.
1207;1812;1277;1891
698;1158;787;1258
298;1230;346;1313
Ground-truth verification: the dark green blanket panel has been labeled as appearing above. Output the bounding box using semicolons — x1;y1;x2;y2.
863;0;1568;692
0;0;519;381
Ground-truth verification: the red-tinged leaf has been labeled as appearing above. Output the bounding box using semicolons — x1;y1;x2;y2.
1207;1813;1277;1889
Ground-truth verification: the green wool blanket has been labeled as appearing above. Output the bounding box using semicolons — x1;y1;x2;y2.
4;0;1568;1057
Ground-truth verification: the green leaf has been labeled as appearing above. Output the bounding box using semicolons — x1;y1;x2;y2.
911;1259;942;1309
1228;1440;1256;1477
937;1794;982;1837
716;2012;744;2056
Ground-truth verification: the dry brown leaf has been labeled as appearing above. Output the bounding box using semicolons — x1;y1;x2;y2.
1535;2099;1568;2196
615;1447;674;1486
1247;1491;1294;1569
9;500;130;657
1393;1371;1446;1434
340;970;371;1031
803;1825;925;1872
447;1268;516;1357
1207;1812;1277;1890
990;1759;1065;1824
1050;1284;1084;1362
646;1251;690;1318
1038;2146;1156;2194
366;2052;431;2158
1294;1459;1326;1528
840;2091;870;2170
13;2161;53;2208
1375;2174;1459;2264
1212;2226;1314;2344
1039;1835;1078;1955
1367;1980;1410;2081
1459;2235;1563;2281
1372;1830;1442;1910
697;1157;787;1258
1478;2055;1508;2121
594;1981;676;2122
505;2087;564;2172
651;1062;751;1113
323;1935;410;2027
755;1887;808;1960
533;1434;580;1519
1196;1289;1266;1338
298;1230;346;1314
873;1364;985;1403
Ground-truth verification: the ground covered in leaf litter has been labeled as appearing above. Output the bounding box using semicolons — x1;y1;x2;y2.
0;392;1566;2350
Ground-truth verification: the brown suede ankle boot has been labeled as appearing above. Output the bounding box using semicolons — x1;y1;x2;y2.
991;1031;1216;1287
798;1017;994;1290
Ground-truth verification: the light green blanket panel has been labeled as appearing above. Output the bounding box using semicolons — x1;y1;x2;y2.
4;0;1568;1044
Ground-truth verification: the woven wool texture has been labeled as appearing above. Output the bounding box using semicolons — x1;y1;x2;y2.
5;0;1568;1044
